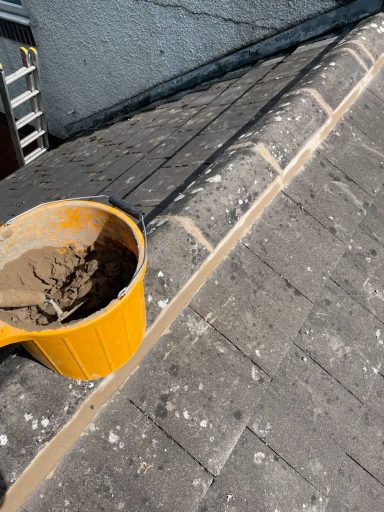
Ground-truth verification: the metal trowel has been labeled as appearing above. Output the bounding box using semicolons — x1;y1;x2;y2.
0;289;85;322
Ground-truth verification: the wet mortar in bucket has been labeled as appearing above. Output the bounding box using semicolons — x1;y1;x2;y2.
0;242;137;331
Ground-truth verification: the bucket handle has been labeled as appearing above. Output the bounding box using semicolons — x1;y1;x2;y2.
108;196;147;299
108;195;142;220
3;195;147;300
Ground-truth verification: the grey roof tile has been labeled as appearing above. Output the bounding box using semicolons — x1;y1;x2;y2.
198;428;327;512
125;308;267;474
319;120;384;197
191;243;311;375
294;279;383;403
244;193;345;301
250;377;343;495
22;399;212;512
285;153;371;244
269;345;363;448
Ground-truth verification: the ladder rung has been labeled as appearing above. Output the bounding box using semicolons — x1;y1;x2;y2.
6;65;36;85
11;89;39;109
24;147;47;166
20;129;46;148
16;111;43;130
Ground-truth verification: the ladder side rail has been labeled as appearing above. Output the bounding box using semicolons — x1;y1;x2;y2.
28;48;49;149
0;64;25;166
20;47;43;149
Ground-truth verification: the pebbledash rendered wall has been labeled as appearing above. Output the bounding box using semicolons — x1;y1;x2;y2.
0;0;382;139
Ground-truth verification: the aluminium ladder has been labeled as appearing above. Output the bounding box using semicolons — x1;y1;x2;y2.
0;46;49;167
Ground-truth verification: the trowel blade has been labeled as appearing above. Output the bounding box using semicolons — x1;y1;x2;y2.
58;301;86;321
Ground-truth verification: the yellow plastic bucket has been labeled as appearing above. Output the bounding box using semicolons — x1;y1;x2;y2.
0;197;147;380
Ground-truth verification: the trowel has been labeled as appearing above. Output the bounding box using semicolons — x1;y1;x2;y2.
0;289;85;322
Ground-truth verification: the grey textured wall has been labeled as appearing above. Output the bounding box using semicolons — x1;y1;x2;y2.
0;0;376;138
